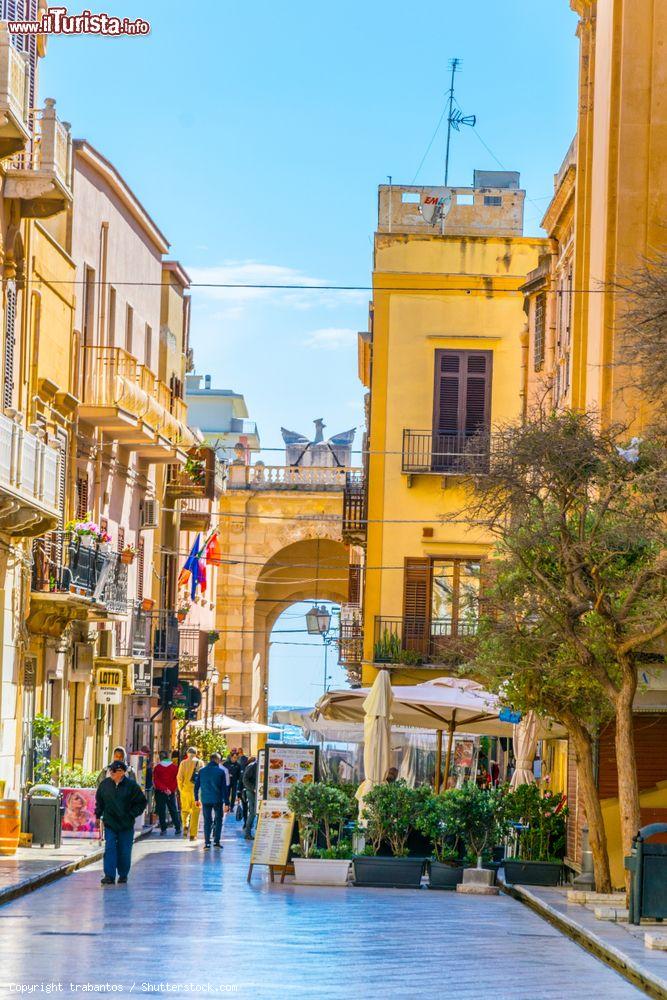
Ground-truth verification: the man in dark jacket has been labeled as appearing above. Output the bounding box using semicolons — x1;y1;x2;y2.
95;761;147;885
223;751;242;810
242;757;258;840
194;753;230;849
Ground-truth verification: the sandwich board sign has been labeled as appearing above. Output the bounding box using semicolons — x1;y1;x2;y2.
247;800;295;884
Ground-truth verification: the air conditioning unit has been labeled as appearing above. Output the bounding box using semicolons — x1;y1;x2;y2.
140;497;159;529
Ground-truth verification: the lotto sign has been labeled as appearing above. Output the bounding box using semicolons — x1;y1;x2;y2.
95;665;123;705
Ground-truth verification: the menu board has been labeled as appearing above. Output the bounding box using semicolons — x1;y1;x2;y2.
263;744;318;801
247;801;295;882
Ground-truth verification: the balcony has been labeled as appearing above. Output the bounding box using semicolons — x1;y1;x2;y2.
179;497;212;531
30;532;129;636
342;473;366;544
178;628;210;681
227;463;360;492
167;447;224;501
402;430;490;480
0;412;61;537
374;616;478;666
4;99;72;217
80;347;196;460
117;603;151;659
0;24;30;159
152;610;180;663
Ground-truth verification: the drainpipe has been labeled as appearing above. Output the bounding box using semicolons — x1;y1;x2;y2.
98;222;109;345
28;290;41;426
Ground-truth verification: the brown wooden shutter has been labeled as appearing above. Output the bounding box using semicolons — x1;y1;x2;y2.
75;475;89;519
434;350;492;439
464;354;491;435
3;282;16;410
348;563;361;605
402;557;430;654
117;527;125;555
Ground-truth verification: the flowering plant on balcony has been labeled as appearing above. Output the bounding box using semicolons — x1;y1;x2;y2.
184;454;206;485
121;544;139;565
65;514;112;544
176;598;191;622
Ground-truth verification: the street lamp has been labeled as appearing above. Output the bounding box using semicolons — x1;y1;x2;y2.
221;673;230;714
306;604;331;635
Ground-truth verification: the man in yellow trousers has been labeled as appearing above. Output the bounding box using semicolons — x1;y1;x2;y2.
177;747;202;840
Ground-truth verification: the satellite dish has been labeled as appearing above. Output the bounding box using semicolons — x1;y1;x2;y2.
420;188;453;226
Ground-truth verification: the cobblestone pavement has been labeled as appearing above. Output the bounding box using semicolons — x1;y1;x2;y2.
0;822;645;1000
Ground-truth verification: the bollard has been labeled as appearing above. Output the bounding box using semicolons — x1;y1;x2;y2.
573;826;596;890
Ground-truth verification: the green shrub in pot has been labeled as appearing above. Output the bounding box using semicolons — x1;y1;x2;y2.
287;781;354;858
501;784;568;885
415;791;462;864
440;782;507;869
362;780;425;857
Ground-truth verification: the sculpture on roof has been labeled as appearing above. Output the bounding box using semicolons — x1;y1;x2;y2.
280;419;356;467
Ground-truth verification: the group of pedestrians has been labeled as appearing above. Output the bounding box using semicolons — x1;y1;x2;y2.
94;743;259;887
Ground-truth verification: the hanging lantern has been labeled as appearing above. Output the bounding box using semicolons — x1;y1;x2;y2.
306;604;330;635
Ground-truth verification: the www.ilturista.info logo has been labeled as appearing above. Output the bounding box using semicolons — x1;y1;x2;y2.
7;6;150;35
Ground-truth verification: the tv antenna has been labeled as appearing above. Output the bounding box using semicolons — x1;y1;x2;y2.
444;58;476;186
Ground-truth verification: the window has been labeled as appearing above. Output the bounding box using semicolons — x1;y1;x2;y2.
432;350;492;471
107;286;116;346
484;195;502;207
401;557;482;658
82;266;96;346
457;193;474;205
125;304;134;355
144;324;152;371
534;292;546;371
75;474;89;519
3;281;16;410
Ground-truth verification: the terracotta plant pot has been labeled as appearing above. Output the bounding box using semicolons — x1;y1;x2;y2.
120;550;135;565
177;611;187;623
141;598;155;612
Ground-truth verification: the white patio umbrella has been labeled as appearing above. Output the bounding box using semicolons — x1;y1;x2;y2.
317;677;564;790
510;710;539;788
355;669;394;815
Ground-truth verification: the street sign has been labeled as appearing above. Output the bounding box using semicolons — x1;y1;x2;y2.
133;659;153;696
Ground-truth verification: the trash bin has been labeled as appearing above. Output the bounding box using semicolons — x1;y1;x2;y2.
26;784;63;848
624;822;667;924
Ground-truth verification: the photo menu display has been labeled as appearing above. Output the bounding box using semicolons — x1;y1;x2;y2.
263;744;317;800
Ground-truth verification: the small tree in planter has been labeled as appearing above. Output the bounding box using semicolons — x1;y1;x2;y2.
415;791;465;889
353;781;427;889
502;783;568;885
288;782;354;885
442;782;506;870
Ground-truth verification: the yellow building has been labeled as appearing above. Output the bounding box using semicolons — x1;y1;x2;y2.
358;173;545;689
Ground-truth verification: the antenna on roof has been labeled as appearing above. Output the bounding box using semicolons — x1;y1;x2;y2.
444;58;476;186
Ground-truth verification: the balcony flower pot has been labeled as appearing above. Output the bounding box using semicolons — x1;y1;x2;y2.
428;861;465;890
352;855;426;889
293;858;351;886
141;598;155;612
177;611;187;623
120;549;136;565
503;859;562;886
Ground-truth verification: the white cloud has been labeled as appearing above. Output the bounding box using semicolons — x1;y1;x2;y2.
186;260;366;312
303;327;358;351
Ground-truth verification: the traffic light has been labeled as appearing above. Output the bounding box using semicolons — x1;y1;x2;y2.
155;664;179;707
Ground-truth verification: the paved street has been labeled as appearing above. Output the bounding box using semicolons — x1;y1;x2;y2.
0;823;644;1000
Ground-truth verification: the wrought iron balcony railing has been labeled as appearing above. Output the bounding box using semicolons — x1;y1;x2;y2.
342;473;366;542
374;615;478;664
32;531;128;613
117;602;151;658
178;627;210;680
152;609;180;662
402;430;491;475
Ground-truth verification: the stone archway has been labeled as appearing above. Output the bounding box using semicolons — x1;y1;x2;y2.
214;485;350;721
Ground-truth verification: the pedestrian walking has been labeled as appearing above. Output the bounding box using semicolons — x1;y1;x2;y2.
177;746;202;840
194;753;230;849
95;761;147;885
96;746;136;785
153;750;182;836
223;750;241;810
242;756;258;840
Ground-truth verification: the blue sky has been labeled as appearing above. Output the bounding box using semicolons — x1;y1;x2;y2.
40;1;579;704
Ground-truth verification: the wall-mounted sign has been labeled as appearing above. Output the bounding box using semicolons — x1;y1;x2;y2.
133;660;153;696
95;665;123;705
71;642;94;683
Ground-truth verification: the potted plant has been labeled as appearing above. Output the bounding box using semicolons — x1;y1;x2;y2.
353;781;427;888
176;599;191;623
415;791;465;889
141;597;155;613
502;784;567;886
184;453;207;486
287;782;353;885
65;515;112;549
120;544;138;565
207;630;220;645
440;782;507;885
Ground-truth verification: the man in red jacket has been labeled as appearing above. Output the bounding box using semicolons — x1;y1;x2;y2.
153;750;182;836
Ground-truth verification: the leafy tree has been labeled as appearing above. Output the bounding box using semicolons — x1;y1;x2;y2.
414;791;461;864
287;782;353;857
465;410;667;884
503;784;568;862
181;726;228;761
